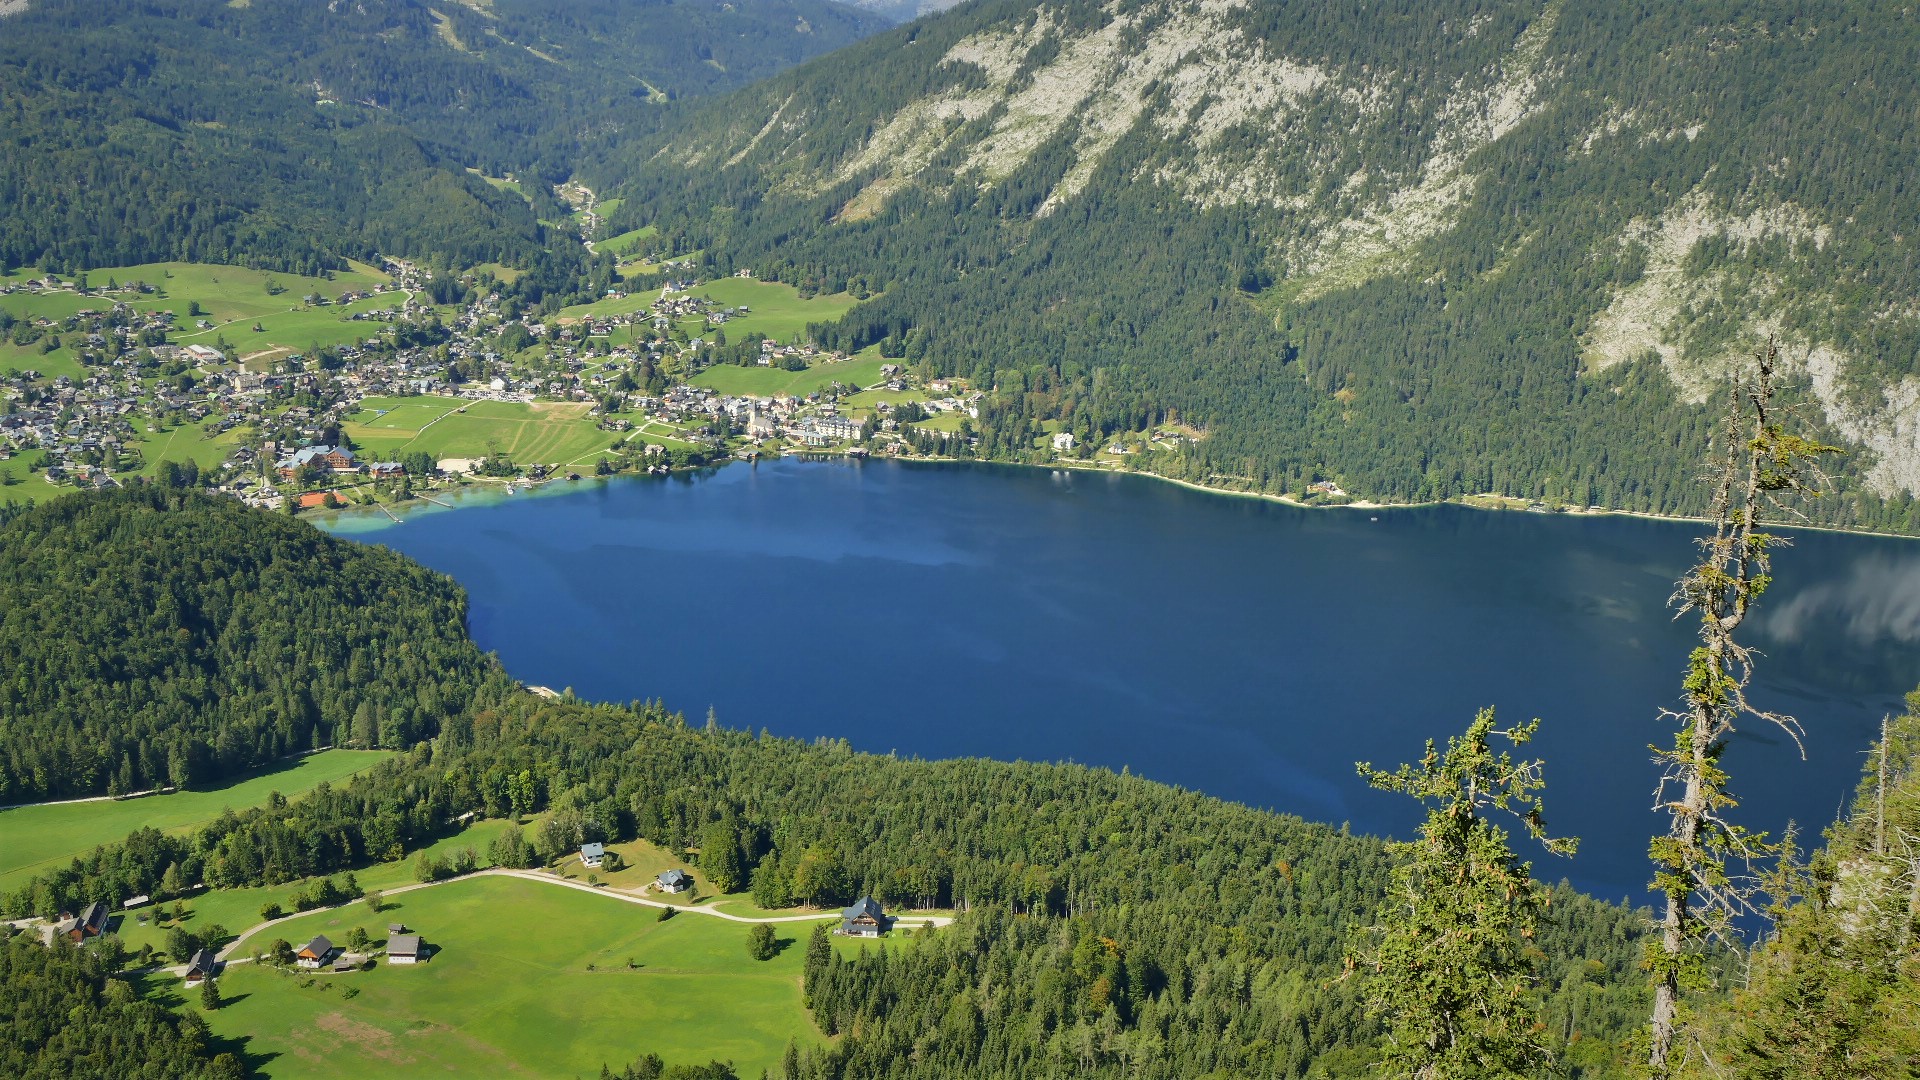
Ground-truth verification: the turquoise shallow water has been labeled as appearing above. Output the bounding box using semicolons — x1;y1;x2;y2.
324;459;1920;902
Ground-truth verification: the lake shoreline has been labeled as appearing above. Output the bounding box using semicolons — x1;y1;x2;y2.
310;451;1920;543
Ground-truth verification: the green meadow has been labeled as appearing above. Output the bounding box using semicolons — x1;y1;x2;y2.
344;397;619;465
133;415;248;477
113;817;526;957
2;261;400;366
0;750;392;893
176;874;825;1079
596;223;654;256
684;278;862;342
0;450;65;505
560;277;861;343
694;353;886;398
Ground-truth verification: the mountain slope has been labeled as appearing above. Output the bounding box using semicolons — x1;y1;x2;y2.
0;0;888;274
598;0;1920;529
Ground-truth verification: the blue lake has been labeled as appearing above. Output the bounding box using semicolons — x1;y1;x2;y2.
323;459;1920;903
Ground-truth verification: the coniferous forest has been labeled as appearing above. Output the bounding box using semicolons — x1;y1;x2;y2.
0;490;489;802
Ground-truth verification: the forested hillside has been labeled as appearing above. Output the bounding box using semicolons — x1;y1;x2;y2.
4;686;1653;1078
0;0;886;274
0;490;490;803
0;933;236;1080
1681;689;1920;1076
594;0;1920;531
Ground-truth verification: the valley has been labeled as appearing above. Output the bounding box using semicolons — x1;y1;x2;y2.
4;0;1920;1076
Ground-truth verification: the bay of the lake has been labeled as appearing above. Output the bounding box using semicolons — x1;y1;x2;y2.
323;459;1920;903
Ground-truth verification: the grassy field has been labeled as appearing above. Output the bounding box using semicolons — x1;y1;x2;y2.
0;750;392;893
596;223;654;256
2;261;400;365
114;817;528;957
170;875;825;1079
0;449;64;505
344;397;618;465
694;354;887;399
682;278;862;343
132;415;248;477
841;386;927;410
916;412;968;433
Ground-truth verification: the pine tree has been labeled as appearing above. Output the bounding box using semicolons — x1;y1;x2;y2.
1646;341;1840;1075
1349;707;1576;1079
199;976;219;1011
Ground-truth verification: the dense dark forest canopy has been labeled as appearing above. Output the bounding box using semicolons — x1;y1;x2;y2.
0;932;237;1080
594;0;1920;532
0;489;490;802
0;0;885;274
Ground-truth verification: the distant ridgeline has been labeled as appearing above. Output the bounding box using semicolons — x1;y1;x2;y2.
594;0;1920;532
0;490;490;802
0;491;1651;1076
0;0;886;275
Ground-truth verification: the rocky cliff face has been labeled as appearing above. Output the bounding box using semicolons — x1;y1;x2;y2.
612;0;1920;516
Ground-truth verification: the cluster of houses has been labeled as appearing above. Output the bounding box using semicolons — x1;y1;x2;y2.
577;843;695;896
37;902;110;945
291;923;428;972
4;257;1000;501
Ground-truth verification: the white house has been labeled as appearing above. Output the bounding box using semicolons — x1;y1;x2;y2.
580;842;605;869
657;868;692;894
1052;432;1075;451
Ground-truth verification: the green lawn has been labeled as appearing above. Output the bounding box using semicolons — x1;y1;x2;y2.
0;449;65;505
343;397;618;465
132;416;245;477
175;875;825;1079
694;354;886;398
841;386;927;410
0;750;392;893
172;294;398;359
916;412;967;433
0;340;86;381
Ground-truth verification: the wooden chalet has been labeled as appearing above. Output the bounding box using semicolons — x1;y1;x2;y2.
183;949;218;983
839;897;886;938
295;934;335;969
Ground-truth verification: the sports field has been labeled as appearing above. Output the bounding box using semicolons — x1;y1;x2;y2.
0;750;392;892
344;397;618;465
174;874;824;1079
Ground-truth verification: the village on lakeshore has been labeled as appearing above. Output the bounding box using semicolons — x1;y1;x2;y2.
0;250;1133;513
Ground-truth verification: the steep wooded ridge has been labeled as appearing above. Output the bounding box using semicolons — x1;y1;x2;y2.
0;490;491;803
598;0;1920;530
0;0;886;274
